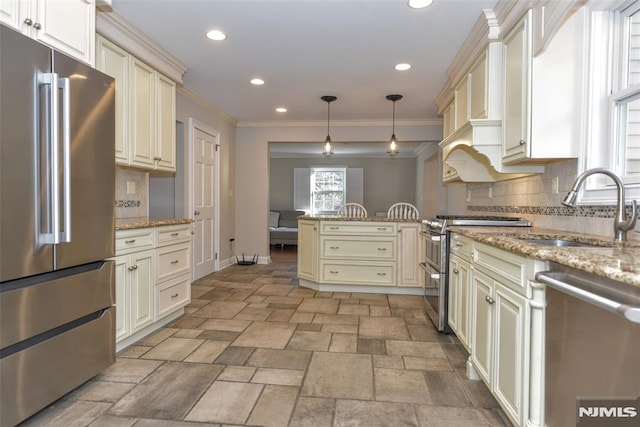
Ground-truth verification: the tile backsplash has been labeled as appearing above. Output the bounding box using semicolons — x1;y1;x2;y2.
115;168;148;218
465;159;640;241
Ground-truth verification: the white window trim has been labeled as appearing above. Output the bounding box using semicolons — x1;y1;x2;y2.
310;166;347;215
580;0;640;204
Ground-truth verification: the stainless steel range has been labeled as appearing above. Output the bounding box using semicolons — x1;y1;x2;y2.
420;215;531;332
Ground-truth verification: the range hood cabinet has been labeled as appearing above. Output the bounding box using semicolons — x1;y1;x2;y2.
440;120;544;183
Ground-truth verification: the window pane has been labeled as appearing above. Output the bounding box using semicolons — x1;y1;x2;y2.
629;12;640;86
310;168;346;214
626;97;640;176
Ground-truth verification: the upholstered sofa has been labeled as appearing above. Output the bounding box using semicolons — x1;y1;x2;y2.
269;209;305;246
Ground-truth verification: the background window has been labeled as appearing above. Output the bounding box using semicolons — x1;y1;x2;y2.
310;168;346;214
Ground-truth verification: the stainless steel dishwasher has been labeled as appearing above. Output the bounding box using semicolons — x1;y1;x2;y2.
536;263;640;427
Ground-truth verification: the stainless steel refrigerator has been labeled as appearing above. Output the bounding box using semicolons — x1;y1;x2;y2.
0;24;116;426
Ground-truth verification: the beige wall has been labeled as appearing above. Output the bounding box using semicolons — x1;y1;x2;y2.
269;156;417;215
174;88;237;263
236;122;443;259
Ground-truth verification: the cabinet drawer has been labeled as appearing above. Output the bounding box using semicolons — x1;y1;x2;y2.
156;242;191;283
156;274;190;320
320;261;396;286
473;241;530;297
320;221;396;236
115;229;154;255
156;224;192;247
320;236;396;260
450;233;472;260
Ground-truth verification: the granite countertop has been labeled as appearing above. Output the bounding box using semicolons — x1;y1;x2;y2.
115;217;193;230
449;226;640;287
299;215;422;223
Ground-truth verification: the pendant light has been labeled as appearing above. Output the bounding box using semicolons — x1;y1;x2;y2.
386;94;402;157
321;95;337;157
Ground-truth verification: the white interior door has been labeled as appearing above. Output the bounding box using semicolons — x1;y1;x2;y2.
190;120;219;280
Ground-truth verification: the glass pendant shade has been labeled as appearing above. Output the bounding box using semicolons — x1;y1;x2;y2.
386;94;402;157
321;95;337;157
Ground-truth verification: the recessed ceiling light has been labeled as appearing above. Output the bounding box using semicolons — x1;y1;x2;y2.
206;29;227;41
395;63;412;71
408;0;433;9
250;78;265;85
276;107;287;113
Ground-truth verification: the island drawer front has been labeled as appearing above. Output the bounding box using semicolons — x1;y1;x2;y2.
320;261;396;285
115;229;155;255
450;233;472;260
156;242;191;282
320;221;397;236
156;224;192;247
473;241;530;297
320;236;396;260
156;274;191;320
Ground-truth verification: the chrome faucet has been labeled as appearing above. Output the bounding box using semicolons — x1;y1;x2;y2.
562;168;637;242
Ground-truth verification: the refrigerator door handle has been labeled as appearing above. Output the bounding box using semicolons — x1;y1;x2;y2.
39;72;61;245
59;77;71;243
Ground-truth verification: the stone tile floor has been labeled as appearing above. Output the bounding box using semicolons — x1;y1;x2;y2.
22;252;510;426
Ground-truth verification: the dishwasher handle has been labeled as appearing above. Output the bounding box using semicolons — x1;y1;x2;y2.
536;271;640;324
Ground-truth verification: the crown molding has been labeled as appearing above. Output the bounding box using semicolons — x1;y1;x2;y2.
237;118;442;128
96;7;188;83
177;86;239;126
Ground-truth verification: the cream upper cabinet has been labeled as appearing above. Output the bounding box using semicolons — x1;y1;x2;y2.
96;36;177;172
155;73;177;172
502;11;532;165
442;101;455;139
1;0;95;64
95;35;128;164
454;77;469;132
502;8;584;165
129;57;156;169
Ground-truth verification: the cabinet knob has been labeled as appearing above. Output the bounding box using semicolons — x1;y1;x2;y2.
453;268;459;274
24;18;33;26
153;156;161;161
485;295;495;305
128;265;138;271
33;22;41;30
194;210;200;216
519;139;526;146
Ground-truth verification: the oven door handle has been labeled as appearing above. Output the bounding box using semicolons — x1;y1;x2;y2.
419;262;440;280
420;231;442;242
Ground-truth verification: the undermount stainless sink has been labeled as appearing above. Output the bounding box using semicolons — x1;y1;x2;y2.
521;238;599;248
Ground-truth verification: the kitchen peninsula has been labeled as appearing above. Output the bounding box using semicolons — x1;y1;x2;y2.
297;216;424;294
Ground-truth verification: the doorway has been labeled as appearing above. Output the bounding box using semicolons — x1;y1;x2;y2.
188;118;220;280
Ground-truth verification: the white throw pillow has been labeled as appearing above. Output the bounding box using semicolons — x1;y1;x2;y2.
269;211;280;229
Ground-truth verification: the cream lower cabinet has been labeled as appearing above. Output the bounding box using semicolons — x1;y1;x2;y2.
467;240;545;427
297;220;318;281
113;224;192;349
113;228;156;343
397;223;423;287
319;221;396;286
448;232;473;350
154;224;191;320
113;249;155;342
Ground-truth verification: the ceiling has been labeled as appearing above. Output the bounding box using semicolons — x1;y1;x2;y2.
109;0;497;125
